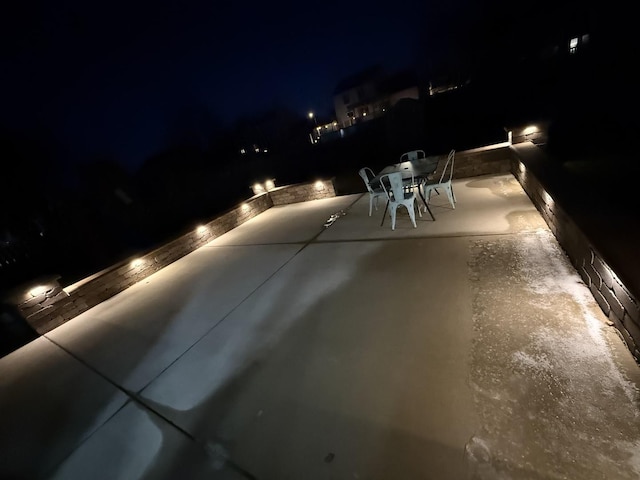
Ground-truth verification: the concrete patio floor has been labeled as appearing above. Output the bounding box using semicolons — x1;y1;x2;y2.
1;173;639;480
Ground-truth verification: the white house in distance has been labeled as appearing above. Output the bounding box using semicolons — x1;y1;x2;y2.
332;66;420;129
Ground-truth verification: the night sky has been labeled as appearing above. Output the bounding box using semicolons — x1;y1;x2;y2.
1;0;473;171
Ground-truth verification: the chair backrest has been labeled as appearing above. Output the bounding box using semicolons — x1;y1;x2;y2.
436;149;455;184
400;150;426;162
379;172;405;202
358;167;376;193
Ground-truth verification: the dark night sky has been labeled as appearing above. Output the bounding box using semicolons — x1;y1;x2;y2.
1;0;472;171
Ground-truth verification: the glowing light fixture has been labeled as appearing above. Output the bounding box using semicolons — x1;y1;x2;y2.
265;179;275;190
241;203;250;212
240;148;246;154
131;258;145;268
196;225;208;234
251;183;265;195
29;285;48;297
308;112;314;119
315;181;324;191
523;125;538;135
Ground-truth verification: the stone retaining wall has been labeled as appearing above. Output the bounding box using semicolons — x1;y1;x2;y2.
6;180;335;334
453;143;514;179
269;179;336;206
0;149;518;336
511;155;640;362
9;143;639;366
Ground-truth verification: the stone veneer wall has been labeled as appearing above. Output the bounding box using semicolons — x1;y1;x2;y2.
10;179;336;334
13;144;639;364
269;179;336;206
511;155;640;362
3;149;514;336
446;143;513;180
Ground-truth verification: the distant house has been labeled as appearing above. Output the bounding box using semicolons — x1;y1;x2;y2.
332;66;420;129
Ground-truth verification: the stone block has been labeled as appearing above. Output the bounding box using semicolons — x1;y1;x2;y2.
609;311;634;351
583;261;602;290
601;284;624;320
612;279;639;324
589;283;610;316
622;312;640;348
592;256;614;290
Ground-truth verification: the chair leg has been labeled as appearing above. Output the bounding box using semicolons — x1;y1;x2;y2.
390;205;397;230
369;195;373;216
407;203;417;228
446;185;455;209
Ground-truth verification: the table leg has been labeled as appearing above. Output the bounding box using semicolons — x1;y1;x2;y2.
380;200;389;226
418;187;435;221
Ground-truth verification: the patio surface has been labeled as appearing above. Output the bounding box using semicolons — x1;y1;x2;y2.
1;173;639;479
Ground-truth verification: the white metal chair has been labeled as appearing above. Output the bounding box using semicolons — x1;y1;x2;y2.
399;150;426;162
358;167;386;216
422;149;456;209
379;172;420;230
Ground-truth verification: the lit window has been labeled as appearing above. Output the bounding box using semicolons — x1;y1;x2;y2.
569;37;578;54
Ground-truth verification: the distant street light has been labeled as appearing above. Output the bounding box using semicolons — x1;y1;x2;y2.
308;111;318;126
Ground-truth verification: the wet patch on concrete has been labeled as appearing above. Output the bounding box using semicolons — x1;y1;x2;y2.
466;175;526;200
467;230;640;479
505;210;546;232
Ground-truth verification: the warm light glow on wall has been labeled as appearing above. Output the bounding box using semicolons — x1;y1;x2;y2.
131;258;145;268
196;225;208;234
29;285;48;297
252;183;265;195
315;181;324;191
541;189;555;211
265;179;275;190
241;203;250;212
523;125;538;135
